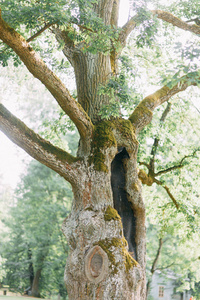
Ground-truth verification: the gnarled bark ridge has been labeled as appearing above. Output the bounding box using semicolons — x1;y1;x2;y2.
0;1;199;299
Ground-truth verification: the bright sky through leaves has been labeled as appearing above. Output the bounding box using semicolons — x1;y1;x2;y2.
0;1;130;188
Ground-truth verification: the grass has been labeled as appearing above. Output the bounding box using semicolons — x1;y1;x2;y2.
0;297;46;300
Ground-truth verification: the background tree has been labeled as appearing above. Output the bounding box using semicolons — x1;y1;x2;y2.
0;0;200;299
0;160;72;298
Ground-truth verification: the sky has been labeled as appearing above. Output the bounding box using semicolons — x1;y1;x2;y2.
0;1;130;189
0;0;200;190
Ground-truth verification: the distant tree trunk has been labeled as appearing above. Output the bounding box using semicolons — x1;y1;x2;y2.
27;247;34;290
146;238;163;299
31;249;49;297
31;269;42;298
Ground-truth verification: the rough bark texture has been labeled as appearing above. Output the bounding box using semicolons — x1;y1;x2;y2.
0;1;199;299
62;118;146;299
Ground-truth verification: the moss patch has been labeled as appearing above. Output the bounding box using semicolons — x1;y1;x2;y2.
89;120;116;172
95;237;136;275
89;118;136;172
113;118;136;141
125;251;137;272
129;105;153;125
104;206;121;222
96;238;122;275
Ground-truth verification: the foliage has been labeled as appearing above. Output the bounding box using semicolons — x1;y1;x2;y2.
0;161;73;298
0;0;200;297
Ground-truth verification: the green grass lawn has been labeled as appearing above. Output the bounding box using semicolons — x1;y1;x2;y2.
0;297;46;300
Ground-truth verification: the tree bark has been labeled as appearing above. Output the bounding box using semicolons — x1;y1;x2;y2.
0;1;199;299
31;269;42;298
62;118;146;299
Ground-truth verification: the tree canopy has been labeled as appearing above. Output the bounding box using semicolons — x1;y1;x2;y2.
0;0;200;299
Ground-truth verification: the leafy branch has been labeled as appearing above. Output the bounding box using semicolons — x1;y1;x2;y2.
152;10;200;35
138;103;200;209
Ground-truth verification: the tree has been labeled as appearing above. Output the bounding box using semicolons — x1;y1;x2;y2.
0;0;200;299
0;161;72;298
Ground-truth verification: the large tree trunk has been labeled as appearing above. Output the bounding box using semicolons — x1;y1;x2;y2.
0;0;199;299
62;118;146;299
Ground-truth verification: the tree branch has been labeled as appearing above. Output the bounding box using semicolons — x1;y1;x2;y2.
149;102;171;173
0;22;54;56
155;261;176;271
118;17;137;46
151;238;163;273
0;103;80;185
152;10;200;35
0;9;93;144
129;73;198;133
146;238;163;297
155;148;200;176
138;168;180;209
155;164;184;176
27;22;55;42
111;0;120;28
155;179;180;209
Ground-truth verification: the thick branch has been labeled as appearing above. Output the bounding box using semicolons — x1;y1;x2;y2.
0;9;93;143
0;104;80;184
129;74;197;133
119;17;137;46
0;22;54;56
152;10;200;35
111;0;120;28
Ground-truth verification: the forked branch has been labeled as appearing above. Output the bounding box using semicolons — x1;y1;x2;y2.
129;73;198;133
119;17;137;46
0;9;93;143
155;148;200;176
138;169;180;209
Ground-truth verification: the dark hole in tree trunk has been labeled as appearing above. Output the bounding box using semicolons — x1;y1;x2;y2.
111;147;137;259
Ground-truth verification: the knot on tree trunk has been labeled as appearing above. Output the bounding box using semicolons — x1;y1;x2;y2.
138;169;154;186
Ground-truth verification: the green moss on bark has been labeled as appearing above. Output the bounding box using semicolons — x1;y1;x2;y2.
104;206;121;221
89;120;116;172
89;118;136;172
95;237;137;275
